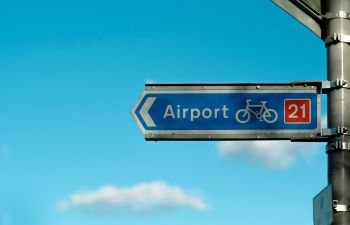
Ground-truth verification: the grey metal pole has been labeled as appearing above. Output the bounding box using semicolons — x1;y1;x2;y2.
326;0;350;224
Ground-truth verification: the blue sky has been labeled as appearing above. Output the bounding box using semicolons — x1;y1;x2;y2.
0;0;328;225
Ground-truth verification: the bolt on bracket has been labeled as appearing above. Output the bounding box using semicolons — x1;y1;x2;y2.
333;200;350;212
321;79;350;93
321;127;349;137
325;33;350;46
324;11;350;20
327;141;350;152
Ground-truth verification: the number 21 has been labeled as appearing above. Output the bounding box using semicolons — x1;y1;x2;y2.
288;104;306;118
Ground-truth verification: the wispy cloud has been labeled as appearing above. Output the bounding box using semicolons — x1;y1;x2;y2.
57;182;208;215
218;141;322;170
145;78;155;84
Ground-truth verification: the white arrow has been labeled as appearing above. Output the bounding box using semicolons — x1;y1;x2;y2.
140;97;157;128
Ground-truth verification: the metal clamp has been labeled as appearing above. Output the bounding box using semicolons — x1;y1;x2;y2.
327;142;350;152
324;11;350;20
333;200;350;212
325;33;350;46
322;79;350;93
322;127;349;137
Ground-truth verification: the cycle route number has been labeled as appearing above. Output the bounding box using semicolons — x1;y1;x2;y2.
284;99;311;124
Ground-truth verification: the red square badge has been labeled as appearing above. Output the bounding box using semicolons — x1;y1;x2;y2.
284;99;311;124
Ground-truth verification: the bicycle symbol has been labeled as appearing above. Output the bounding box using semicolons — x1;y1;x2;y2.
235;100;278;124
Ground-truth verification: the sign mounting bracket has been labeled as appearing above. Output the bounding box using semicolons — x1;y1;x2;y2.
333;200;350;212
311;79;350;93
321;127;349;137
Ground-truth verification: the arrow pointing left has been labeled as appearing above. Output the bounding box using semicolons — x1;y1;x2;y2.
139;97;157;128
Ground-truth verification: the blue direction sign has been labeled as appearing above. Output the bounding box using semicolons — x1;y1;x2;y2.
132;84;321;140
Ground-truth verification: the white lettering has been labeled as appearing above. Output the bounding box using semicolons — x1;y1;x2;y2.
202;108;212;119
163;104;230;121
190;108;201;121
222;105;229;118
214;108;220;118
183;108;189;118
177;105;181;118
163;105;175;119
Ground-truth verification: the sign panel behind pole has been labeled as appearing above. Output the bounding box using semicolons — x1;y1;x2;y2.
272;0;323;38
313;185;333;225
302;0;321;13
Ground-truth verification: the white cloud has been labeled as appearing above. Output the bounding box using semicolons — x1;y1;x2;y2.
145;78;155;84
218;141;322;170
57;182;208;215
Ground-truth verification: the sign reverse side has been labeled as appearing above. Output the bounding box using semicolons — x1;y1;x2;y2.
131;83;321;140
272;0;323;39
313;185;333;225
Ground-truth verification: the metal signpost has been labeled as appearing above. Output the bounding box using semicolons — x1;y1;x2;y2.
325;0;350;224
132;83;321;140
131;0;350;224
273;1;350;225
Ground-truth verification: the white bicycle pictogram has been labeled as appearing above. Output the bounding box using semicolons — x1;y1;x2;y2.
235;100;278;124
